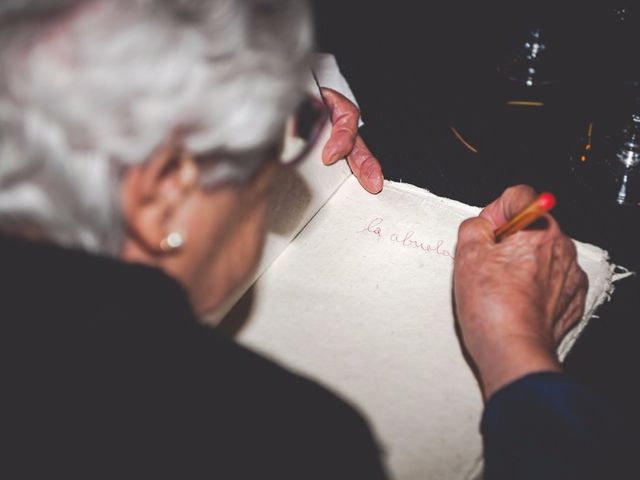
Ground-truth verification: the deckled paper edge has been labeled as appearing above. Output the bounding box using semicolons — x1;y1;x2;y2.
558;258;635;360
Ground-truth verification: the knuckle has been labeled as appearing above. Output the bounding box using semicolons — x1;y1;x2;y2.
458;218;477;237
351;140;373;160
334;111;358;128
331;98;359;120
504;184;536;198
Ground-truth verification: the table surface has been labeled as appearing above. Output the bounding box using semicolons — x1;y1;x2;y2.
314;2;640;428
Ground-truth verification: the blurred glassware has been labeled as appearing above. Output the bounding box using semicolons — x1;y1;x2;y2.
496;27;558;88
448;23;562;162
568;5;640;208
571;99;640;208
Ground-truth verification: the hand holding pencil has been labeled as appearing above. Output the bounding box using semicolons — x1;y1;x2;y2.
452;185;588;400
477;185;555;240
494;192;556;241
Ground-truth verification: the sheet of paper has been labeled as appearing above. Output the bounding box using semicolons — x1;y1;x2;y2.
311;53;364;127
235;175;617;480
206;77;352;323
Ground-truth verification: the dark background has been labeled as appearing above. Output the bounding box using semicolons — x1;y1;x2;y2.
313;3;640;430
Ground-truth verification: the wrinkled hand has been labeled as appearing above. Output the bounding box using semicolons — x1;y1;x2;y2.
453;185;589;400
320;87;383;194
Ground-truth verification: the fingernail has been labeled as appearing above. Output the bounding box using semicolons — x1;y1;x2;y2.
330;152;342;163
325;147;342;164
371;173;383;193
322;144;336;164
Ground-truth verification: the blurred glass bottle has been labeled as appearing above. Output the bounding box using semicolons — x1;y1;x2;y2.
570;5;640;208
448;22;563;163
572;109;640;207
497;27;556;89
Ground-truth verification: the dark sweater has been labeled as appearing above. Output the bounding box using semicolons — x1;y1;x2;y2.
482;372;634;480
0;234;387;479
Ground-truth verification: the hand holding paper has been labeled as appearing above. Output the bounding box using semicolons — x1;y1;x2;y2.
453;185;589;399
320;87;384;194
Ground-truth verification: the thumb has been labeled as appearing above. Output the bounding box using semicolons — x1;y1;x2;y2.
456;216;496;251
320;87;359;165
480;184;537;229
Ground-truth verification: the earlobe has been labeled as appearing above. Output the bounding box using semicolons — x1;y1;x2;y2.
120;139;199;256
160;231;185;253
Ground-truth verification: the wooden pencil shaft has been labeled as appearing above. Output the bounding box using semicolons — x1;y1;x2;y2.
495;204;546;241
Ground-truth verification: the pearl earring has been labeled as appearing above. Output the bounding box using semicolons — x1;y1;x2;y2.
160;232;184;252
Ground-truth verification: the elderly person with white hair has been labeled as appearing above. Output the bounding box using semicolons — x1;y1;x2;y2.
0;0;386;314
1;1;623;479
0;0;388;477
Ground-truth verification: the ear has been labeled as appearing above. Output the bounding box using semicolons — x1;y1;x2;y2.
120;138;199;255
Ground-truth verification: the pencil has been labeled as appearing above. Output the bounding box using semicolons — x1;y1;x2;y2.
494;192;556;242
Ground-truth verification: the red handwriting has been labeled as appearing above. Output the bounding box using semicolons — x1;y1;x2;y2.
359;217;384;237
358;217;454;259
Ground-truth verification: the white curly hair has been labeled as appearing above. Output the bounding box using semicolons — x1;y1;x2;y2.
0;0;313;254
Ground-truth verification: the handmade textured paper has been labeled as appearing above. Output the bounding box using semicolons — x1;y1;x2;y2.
235;175;617;480
205;76;351;324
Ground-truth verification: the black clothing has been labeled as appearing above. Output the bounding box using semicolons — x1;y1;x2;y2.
1;234;387;479
482;372;634;480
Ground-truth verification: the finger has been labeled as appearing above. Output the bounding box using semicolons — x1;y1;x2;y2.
454;218;495;294
554;270;588;343
535;213;564;246
554;294;585;344
347;135;384;194
320;87;359;165
456;216;496;253
548;235;576;317
563;254;588;303
480;184;538;229
545;212;563;236
550;236;586;330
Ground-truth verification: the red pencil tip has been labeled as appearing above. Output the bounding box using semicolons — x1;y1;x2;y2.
538;192;556;211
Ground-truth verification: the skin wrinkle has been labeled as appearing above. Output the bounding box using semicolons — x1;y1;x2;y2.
453;185;589;399
553;244;588;342
360;157;379;186
351;136;374;173
319;87;383;194
550;237;570;317
324;120;356;164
